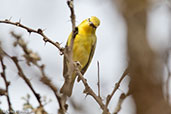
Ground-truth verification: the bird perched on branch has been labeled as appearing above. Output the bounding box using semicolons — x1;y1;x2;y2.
60;16;100;97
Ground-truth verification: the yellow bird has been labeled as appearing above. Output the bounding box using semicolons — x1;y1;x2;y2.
60;16;100;97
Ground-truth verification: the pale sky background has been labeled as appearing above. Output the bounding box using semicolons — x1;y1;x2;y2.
0;0;170;114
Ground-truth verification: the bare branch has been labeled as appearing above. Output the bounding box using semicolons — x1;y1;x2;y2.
106;68;128;107
11;56;43;107
97;61;101;98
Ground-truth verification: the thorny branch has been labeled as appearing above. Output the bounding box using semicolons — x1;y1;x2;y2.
0;19;64;53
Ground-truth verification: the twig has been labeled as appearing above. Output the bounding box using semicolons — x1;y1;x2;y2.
0;57;13;112
67;0;78;47
113;92;129;114
67;0;76;31
75;67;110;114
11;56;43;107
66;0;78;54
106;68;128;107
97;61;101;98
0;19;64;53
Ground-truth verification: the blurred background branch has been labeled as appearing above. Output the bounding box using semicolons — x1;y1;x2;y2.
115;0;171;114
0;52;13;113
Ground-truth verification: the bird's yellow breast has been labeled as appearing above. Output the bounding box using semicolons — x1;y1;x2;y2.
73;34;96;68
67;33;96;68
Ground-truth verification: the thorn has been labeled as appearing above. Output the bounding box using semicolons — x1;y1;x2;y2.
58;42;63;45
16;22;20;26
67;0;70;5
5;19;8;22
43;37;48;43
9;17;12;21
27;29;32;34
7;81;10;86
37;29;43;34
67;0;73;8
19;18;21;23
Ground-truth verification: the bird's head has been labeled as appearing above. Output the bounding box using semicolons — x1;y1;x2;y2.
88;16;100;29
78;16;100;34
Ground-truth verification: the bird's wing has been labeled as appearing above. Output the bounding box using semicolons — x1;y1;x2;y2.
78;40;96;81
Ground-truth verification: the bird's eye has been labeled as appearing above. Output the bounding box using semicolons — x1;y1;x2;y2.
87;18;91;22
87;18;96;29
